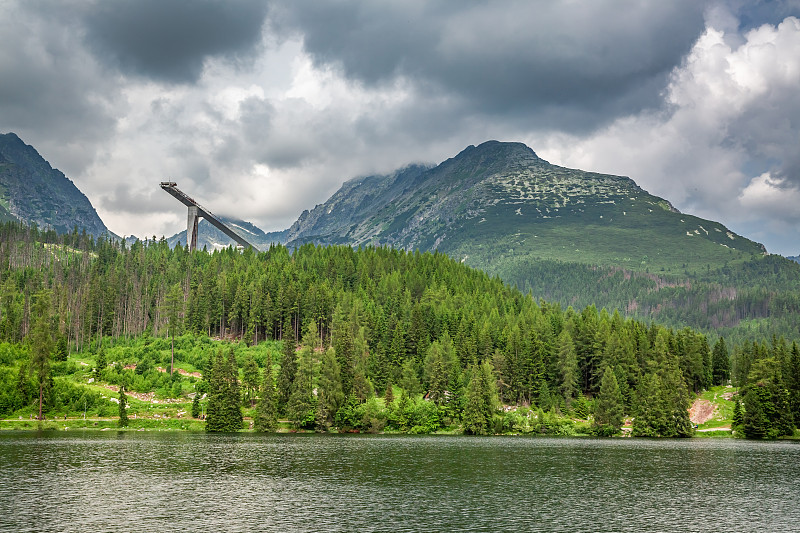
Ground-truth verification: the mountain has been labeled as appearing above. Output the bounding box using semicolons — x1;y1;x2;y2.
286;141;765;272
284;140;800;344
166;216;286;251
789;255;800;264
0;133;108;236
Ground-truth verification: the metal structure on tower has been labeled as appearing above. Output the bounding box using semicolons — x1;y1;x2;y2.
160;181;257;252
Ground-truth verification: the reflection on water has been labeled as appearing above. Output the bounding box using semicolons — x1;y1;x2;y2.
1;432;798;532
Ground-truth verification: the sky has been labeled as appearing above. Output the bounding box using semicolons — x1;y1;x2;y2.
1;0;799;255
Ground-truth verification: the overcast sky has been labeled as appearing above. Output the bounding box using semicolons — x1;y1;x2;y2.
1;1;799;255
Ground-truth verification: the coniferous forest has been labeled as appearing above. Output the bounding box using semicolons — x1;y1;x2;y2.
1;221;798;438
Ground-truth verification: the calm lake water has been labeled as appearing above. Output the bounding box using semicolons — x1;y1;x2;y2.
1;432;798;532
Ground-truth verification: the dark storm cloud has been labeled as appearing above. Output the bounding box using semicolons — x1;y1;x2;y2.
271;0;707;131
82;0;269;83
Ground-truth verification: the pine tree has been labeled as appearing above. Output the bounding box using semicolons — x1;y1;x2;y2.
594;366;624;436
352;370;374;402
254;360;278;432
462;359;500;435
399;360;421;396
242;354;261;407
732;397;743;431
54;336;68;362
277;322;297;414
118;386;129;427
424;341;448;406
316;347;344;429
94;347;106;381
287;345;317;429
384;381;395;408
29;290;54;420
555;330;578;407
206;348;243;432
462;364;488;435
712;337;731;386
164;283;183;375
191;393;201;418
632;373;671;437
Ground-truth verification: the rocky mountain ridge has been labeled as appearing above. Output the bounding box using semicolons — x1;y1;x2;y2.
285;140;765;273
0;133;108;236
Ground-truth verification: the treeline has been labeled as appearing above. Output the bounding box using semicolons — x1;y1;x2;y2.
498;256;800;346
1;221;799;436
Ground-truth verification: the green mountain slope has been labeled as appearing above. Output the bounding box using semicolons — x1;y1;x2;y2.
287;140;764;273
285;141;799;343
0;132;109;236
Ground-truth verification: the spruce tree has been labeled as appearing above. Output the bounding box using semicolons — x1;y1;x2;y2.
29;290;54;420
316;347;344;429
118;386;129;427
712;338;731;386
462;364;488;435
254;360;278;432
424;341;448;406
352;370;374;402
399;360;421;396
242;354;261;407
555;330;579;407
732;397;743;432
384;381;394;408
594;366;624;436
206;348;243;432
277;321;297;414
287;345;316;429
94;348;106;381
191;393;201;418
54;336;68;362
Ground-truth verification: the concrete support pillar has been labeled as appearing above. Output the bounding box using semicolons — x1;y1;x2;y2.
187;205;199;251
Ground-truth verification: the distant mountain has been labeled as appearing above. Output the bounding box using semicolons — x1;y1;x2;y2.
0;132;108;236
286;140;765;272
166;217;286;251
789;255;800;264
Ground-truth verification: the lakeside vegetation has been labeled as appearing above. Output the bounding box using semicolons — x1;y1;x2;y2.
0;222;798;438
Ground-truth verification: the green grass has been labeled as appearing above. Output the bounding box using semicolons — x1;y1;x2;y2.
696;385;738;430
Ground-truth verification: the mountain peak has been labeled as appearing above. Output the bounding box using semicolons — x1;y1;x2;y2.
285;140;765;271
0;132;108;236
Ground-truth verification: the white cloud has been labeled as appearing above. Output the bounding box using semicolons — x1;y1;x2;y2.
536;17;800;255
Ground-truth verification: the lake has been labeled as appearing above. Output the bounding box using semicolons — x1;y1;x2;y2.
1;432;798;532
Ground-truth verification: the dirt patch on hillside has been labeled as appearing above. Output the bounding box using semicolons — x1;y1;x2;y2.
689;399;716;425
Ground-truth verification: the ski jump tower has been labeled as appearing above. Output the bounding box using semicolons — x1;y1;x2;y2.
160;181;257;252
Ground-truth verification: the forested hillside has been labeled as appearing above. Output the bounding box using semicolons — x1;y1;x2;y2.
1;222;798;437
276;140;800;344
500;256;800;347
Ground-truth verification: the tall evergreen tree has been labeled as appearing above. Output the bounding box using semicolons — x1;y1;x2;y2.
163;283;183;375
254;359;278;432
206;348;243;432
742;357;794;438
399;359;421;396
277;321;297;414
191;392;201;418
288;344;317;429
555;330;579;407
462;359;499;435
29;290;54;420
316;347;344;429
594;366;624;436
118;386;128;427
242;354;261;407
712;337;731;386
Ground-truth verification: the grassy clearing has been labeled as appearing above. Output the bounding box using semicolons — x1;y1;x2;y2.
696;385;738;430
